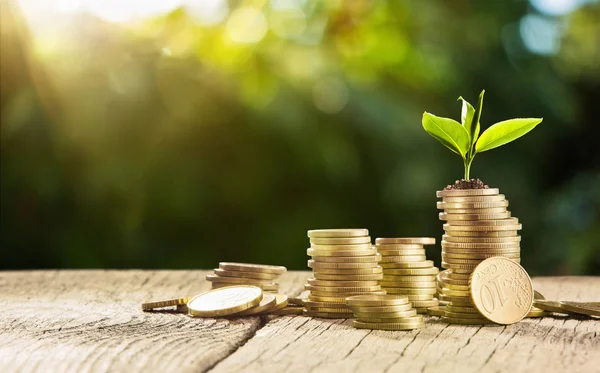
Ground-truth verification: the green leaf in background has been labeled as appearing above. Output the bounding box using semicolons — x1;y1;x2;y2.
475;118;543;153
422;112;470;158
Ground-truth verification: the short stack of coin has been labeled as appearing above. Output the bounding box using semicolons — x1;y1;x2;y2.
436;187;522;325
375;237;440;313
347;294;424;330
206;263;287;293
305;229;384;318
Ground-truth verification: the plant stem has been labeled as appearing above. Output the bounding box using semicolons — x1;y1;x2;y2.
464;159;471;180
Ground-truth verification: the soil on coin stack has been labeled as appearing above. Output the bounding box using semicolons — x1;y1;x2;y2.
444;179;488;190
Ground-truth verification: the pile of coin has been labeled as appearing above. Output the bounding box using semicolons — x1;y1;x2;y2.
374;237;440;313
347;294;424;330
305;229;384;318
436;188;522;324
206;262;287;293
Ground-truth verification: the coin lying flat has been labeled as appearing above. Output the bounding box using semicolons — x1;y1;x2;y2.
187;286;263;317
307;248;377;257
559;301;600;317
306;278;379;287
142;297;190;311
353;309;418;319
410;299;440;308
311;254;381;263
235;292;277;316
214;268;279;280
309;267;383;275
443;224;522;231
442;194;506;203
313;273;383;281
527;306;550;318
310;243;373;251
443;207;508;214
310;236;371;245
441;316;492;325
427;306;446;317
448;230;519;237
308;229;369;238
376;249;425;256
308;260;379;269
346;294;409;307
305;284;382;293
270;306;304;315
375;237;436;245
533;300;567;314
440;212;512;221
375;243;424;250
443;217;519;226
352;315;424;330
470;257;533;325
383;267;439;276
303;310;353;319
380;260;435;269
218;262;287;275
437;200;509;209
348;304;413;313
442;235;521;243
437;188;499;197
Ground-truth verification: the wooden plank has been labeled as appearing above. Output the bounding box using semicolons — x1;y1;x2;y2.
209;276;600;373
0;270;303;373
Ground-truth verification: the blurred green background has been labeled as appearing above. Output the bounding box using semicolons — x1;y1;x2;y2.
1;0;599;275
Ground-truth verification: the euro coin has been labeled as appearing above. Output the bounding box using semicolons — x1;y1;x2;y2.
533;300;568;314
310;236;371;245
383;267;439;276
527;306;550;318
534;290;545;300
442;217;519;226
353;309;417;318
440;212;512;221
376;249;426;256
218;262;287;275
442;194;506;203
441;271;471;280
441;249;521;256
214;268;279;281
441;262;478;270
443;224;522;231
380;255;428;263
309;290;386;297
306;278;379;287
303;310;353;319
313;273;384;281
287;297;307;306
142;297;190;311
382;275;437;282
308;229;369;238
441;317;492;325
447;230;519;237
383;288;437;295
427;306;446;317
442;283;470;291
352;316;424;330
356;316;421;323
270;306;304;315
310;243;373;250
235;292;277;316
187;286;263;317
348;304;413;313
443;207;507;214
439;294;474;305
265;294;289;313
442;234;521;243
441;288;470;297
442;241;520;249
305;284;382;293
375;237;436;245
470;257;533;324
305;306;351;313
446;305;479;313
310;267;383;275
443;311;487;319
436;188;500;197
308;260;379;269
405;294;437;301
346;294;409;307
380;260;434;269
379;281;437;288
307;248;377;257
410;299;439;308
375;243;424;250
311;254;381;263
308;295;346;304
437;200;509;209
559;301;600;317
211;282;278;292
442;252;520;260
441;257;487;265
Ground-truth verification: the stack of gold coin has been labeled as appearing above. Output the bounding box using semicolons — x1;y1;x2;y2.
436;187;522;325
305;229;384;318
374;237;440;313
346;294;424;330
206;263;287;293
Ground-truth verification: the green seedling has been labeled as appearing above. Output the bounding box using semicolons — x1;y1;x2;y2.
422;90;543;180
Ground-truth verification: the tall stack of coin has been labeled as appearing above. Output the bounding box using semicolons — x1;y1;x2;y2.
347;294;424;330
206;263;287;293
374;237;440;313
305;229;384;318
436;187;522;324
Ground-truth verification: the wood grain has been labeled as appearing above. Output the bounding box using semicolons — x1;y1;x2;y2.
1;271;598;373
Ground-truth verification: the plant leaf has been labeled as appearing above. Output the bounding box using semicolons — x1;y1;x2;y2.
458;96;475;141
422;112;470;158
475;118;543;153
471;90;485;149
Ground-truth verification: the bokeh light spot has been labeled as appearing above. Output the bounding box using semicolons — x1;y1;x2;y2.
226;7;268;44
520;14;562;55
270;8;306;39
312;77;349;114
184;0;229;26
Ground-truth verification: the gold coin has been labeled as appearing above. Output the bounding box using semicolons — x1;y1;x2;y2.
308;229;369;238
206;275;278;286
380;255;428;263
310;236;371;245
441;249;521;257
307;248;377;257
442;288;470;297
305;284;382;293
356;315;421;323
442;271;471;280
313;273;383;281
379;281;437;288
187;286;263;317
383;267;439;276
309;289;386;297
442;194;506;203
446;305;479;313
527;306;550;318
375;237;436;245
533;300;568;314
306;278;379;287
311;267;383;275
427;306;446;317
218;262;287;275
447;230;519;237
405;294;436;301
348;304;413;313
441;257;484;265
308;295;347;304
410;299;440;308
443;224;522;231
441;316;492;325
437;188;500;197
142;297;190;311
382;275;437;282
305;306;351;313
442;217;519;226
375;243;424;250
440;212;512;221
380;260;434;269
437;200;509;209
443;207;508;214
534;290;545;300
265;294;290;313
442;234;521;243
308;260;379;269
442;241;521;249
438;294;474;305
442;253;520;262
311;254;381;263
303;310;353;318
310;243;373;250
353;309;418;319
441;262;478;270
353;316;424;329
270;306;304;315
211;282;278;292
235;293;277;316
214;269;279;281
382;288;437;295
376;249;426;256
559;301;600;317
443;310;486;319
346;294;409;307
287;297;307;306
442;283;470;291
470;257;533;325
176;304;189;313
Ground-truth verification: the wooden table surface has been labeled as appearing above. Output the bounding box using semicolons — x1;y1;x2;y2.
1;271;598;373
